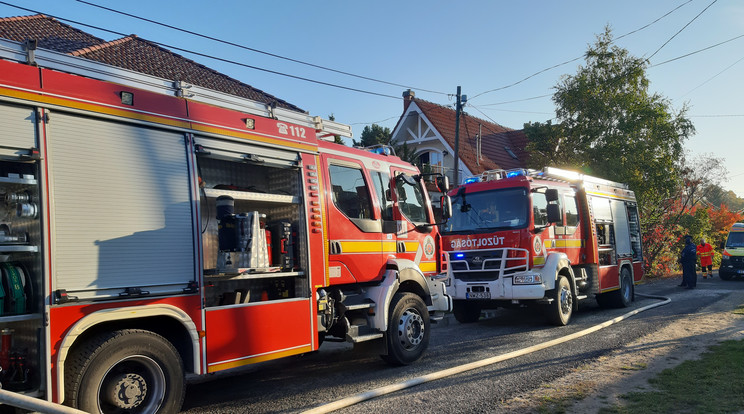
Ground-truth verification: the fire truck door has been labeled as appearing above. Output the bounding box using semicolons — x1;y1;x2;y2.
323;156;386;284
392;169;438;276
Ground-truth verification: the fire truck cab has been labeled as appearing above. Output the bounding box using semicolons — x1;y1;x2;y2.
442;167;644;326
0;38;451;413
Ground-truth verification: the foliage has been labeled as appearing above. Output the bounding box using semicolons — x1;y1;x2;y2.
706;183;744;211
353;124;392;147
524;27;698;276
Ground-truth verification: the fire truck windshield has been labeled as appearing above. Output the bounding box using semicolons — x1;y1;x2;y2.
443;187;528;234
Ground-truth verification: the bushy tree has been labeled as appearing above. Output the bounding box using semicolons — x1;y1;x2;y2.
524;27;696;275
354;124;392;147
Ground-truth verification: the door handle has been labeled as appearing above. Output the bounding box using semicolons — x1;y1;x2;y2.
397;241;406;253
329;241;342;255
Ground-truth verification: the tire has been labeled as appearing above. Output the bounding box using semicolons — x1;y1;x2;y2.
65;329;185;414
608;267;634;308
546;275;573;326
453;300;482;323
381;292;430;366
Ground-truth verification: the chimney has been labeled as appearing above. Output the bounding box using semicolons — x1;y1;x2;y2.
403;89;415;111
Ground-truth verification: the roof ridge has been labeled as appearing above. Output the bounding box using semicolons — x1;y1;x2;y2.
414;97;513;132
126;35;299;109
0;13;49;23
70;35;137;56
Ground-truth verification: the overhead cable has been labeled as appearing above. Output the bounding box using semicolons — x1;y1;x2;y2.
0;1;401;100
470;1;694;100
648;0;718;59
74;0;448;96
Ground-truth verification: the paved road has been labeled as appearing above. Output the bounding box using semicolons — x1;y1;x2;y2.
181;272;744;413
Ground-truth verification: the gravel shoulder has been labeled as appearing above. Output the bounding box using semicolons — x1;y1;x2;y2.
500;277;744;413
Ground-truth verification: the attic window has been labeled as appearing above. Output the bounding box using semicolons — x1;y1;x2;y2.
505;146;518;160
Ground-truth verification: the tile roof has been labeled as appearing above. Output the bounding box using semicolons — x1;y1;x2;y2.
403;97;527;175
0;14;304;112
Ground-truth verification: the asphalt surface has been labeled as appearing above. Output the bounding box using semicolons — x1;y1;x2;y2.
181;272;744;413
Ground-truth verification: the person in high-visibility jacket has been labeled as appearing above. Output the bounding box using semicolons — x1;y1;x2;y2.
697;238;714;279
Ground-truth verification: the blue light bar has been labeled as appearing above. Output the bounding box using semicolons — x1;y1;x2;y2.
464;177;481;184
454;253;466;259
506;169;527;178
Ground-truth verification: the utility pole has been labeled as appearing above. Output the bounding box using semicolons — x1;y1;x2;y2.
453;86;463;186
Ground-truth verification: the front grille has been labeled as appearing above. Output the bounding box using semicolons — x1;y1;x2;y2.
450;248;529;281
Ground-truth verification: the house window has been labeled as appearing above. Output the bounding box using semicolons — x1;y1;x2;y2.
418;150;443;173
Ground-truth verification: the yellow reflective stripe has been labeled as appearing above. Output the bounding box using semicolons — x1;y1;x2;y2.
419;261;437;272
207;345;312;373
544;239;583;248
382;241;397;253
533;256;546;265
339;241;383;253
404;242;420;252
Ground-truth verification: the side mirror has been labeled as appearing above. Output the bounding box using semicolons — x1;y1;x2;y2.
397;174;417;186
440;195;452;220
547;204;562;224
545;188;559;202
436;175;450;193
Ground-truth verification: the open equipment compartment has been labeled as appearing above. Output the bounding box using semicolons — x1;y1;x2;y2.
195;138;309;307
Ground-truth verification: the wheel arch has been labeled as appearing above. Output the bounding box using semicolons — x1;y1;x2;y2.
57;304;199;403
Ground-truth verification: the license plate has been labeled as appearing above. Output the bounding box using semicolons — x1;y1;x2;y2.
467;291;491;299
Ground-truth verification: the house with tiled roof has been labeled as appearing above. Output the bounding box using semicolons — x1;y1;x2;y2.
0;13;303;112
391;89;528;186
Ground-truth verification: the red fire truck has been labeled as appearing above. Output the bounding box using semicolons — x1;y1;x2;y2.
442;167;643;326
0;38;451;412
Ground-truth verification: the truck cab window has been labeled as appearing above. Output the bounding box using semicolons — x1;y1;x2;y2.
372;171;393;221
532;192;549;227
329;164;373;220
395;174;428;224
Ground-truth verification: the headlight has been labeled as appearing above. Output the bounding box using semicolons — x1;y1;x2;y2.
721;255;730;262
514;274;542;284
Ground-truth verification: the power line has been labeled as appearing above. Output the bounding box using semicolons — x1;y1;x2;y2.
470;1;693;101
479;94;553;107
650;33;744;67
74;0;449;96
0;1;402;100
648;0;717;59
679;55;744;98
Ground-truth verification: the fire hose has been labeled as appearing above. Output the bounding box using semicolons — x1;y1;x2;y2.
304;292;671;414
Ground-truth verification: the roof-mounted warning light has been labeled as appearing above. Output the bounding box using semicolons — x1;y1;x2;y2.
363;144;396;156
463;177;481;185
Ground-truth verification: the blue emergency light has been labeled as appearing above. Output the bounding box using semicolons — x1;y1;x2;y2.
464;177;481;184
454;253;466;259
506;169;527;178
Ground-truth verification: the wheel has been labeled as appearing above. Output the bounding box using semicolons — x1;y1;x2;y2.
453;300;482;323
65;329;185;414
608;267;633;308
381;292;430;366
546;275;573;326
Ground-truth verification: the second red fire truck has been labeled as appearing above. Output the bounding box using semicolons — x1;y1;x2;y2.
443;167;644;325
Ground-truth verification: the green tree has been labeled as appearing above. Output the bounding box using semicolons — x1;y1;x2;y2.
524;27;696;275
526;27;694;206
353;124;392;147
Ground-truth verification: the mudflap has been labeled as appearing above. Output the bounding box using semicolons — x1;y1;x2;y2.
353;336;387;355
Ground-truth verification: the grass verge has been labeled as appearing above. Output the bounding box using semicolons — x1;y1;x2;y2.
599;339;744;414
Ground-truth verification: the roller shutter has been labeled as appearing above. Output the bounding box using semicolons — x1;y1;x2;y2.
0;103;37;158
46;112;195;298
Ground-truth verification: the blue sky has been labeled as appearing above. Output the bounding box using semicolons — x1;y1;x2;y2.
1;1;743;196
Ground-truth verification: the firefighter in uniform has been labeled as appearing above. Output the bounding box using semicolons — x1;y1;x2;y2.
697;237;714;279
679;235;697;289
